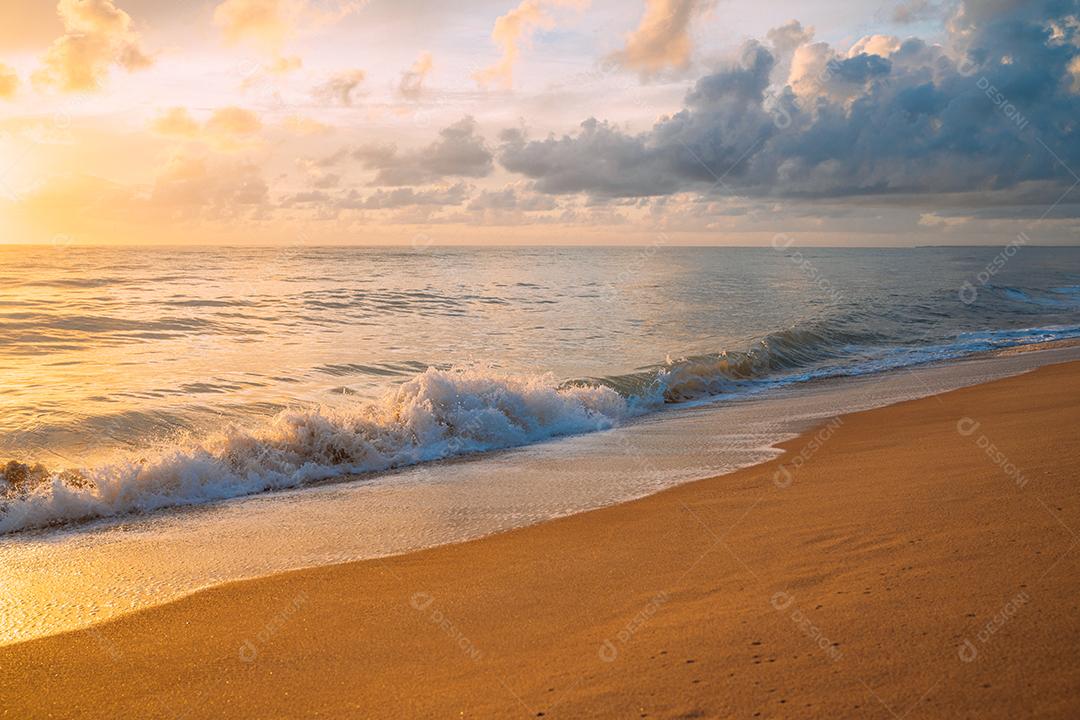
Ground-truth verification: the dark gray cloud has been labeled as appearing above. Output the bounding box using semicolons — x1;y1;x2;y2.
353;116;494;186
498;0;1080;211
826;53;892;83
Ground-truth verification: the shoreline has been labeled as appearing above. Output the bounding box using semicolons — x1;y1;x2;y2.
4;359;1080;717
4;343;1080;650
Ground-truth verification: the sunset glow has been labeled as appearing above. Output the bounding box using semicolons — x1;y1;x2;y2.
1;0;1077;246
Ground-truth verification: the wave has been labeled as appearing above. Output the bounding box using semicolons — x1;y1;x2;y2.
0;370;630;534
4;322;1080;535
995;284;1080;309
582;321;887;404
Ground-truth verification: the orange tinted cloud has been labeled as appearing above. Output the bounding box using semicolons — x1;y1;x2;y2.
283;115;332;136
0;64;17;99
206;107;262;137
33;0;153;92
150;106;263;150
213;0;359;72
609;0;715;77
151;107;200;137
213;0;302;52
848;34;901;57
474;0;586;89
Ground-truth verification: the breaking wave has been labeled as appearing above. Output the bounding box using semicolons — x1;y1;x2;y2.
0;370;629;534
4;321;1080;534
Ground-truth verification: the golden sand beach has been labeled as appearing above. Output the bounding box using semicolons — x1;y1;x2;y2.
3;361;1079;719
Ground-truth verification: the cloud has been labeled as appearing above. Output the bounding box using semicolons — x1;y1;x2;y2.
352;116;494;186
607;0;716;78
205;107;262;138
358;183;470;209
766;20;813;59
497;0;1080;210
399;52;433;99
213;0;359;72
214;0;301;51
151;107;200;137
295;157;341;188
828;52;892;83
33;0;153;92
312;173;340;189
467;185;559;211
281;182;470;212
282;115;333;135
314;69;366;106
892;0;946;24
151;151;269;217
150;106;263;150
474;0;585;89
0;64;17;99
786;41;835;99
848;34;901;58
500;42;776;197
765;19;814;85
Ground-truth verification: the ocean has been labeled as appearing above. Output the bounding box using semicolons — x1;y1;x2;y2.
2;243;1079;535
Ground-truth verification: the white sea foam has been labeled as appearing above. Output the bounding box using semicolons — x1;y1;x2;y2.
0;368;631;534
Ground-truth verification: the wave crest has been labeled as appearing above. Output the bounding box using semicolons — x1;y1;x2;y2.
0;368;629;534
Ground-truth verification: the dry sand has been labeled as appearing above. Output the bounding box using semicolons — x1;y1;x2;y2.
3;361;1080;719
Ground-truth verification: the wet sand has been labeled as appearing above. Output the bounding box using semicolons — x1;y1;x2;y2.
3;361;1079;718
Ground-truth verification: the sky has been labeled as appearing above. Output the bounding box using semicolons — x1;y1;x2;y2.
0;0;1078;246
